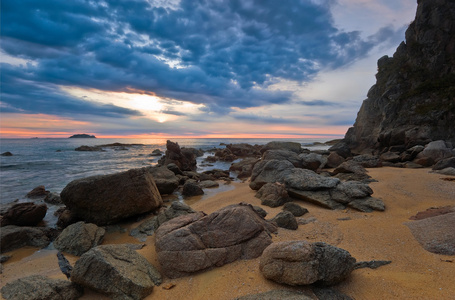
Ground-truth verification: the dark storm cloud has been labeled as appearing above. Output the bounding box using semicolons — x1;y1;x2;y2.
1;0;404;116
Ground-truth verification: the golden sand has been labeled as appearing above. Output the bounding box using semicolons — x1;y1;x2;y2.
1;167;454;299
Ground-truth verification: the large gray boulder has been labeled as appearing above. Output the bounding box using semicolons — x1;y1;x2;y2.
432;157;455;170
146;166;179;195
54;221;105;256
249;160;295;190
419;140;454;164
61;167;163;225
255;182;290;208
71;244;162;300
155;203;277;278
130;201;196;241
0;225;57;253
1;275;83;300
261;141;302;154
229;157;260;179
299;153;327;171
262;150;303;168
259;241;356;286
284;169;340;191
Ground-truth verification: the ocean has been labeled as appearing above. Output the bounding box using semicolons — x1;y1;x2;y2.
0;137;334;206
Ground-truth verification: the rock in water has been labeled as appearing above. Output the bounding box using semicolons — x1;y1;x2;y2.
1;275;82;300
54;221;105;256
1;202;47;226
259;241;356;286
71;244;162;300
155;203;277;278
60;167;163;225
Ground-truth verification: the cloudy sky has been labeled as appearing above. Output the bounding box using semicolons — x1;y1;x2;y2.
1;0;417;138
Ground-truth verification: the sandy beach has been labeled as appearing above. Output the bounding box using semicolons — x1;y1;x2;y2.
1;167;454;300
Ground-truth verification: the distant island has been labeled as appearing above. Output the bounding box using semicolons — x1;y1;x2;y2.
69;134;96;138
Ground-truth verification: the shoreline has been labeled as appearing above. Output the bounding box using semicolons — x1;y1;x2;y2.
1;167;454;299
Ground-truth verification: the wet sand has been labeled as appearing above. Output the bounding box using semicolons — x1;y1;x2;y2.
1;167;454;299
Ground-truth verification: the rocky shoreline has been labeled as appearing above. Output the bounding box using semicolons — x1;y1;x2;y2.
1;138;454;299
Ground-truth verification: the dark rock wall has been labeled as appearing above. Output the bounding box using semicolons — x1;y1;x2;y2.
344;0;455;154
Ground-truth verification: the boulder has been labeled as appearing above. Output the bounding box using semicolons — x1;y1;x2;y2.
283;203;308;217
351;155;382;168
236;290;314;300
150;149;163;156
432;167;455;176
147;166;179;194
166;163;183;175
0;275;83;300
130;201;196;241
54;221;105;256
249;160;295;190
405;212;455;255
155;203;277;278
380;152;401;163
333;161;368;176
261;141;302;154
0;225;57;253
1;202;47;227
259;241;356;286
229;158;260;179
328;141;352;158
284;169;340;191
271;211;298;230
300;153;327;171
26;185;49;198
75;145;104;151
419;140;454;163
432;157;455;170
326;152;345;168
226;143;262;157
182;180;204;197
71;244;162;300
288;189;345;210
262;150;303;168
61;167;163;225
158;140;197;171
44;192;62;205
255;182;290;208
199;180;219;188
1;151;13;156
252;206;268;218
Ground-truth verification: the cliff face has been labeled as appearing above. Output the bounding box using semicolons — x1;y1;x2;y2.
344;0;455;154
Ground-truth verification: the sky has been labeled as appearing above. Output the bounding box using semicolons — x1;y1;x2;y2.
0;0;418;139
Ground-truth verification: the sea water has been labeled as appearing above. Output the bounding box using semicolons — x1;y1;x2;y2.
0;138;333;205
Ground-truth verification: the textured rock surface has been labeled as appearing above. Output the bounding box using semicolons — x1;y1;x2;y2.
155;203;277;278
61;167;163;225
270;211;298;230
262;150;303;168
54;221;105;256
343;0;455;154
146;166;179;195
260;141;302;154
1;202;47;226
249;159;295;190
405;212;455;255
158;140;197;171
0;225;57;253
255;182;290;208
130;201;196;241
283;202;308;217
1;275;83;300
229;158;260;179
71;244;161;300
259;241;356;286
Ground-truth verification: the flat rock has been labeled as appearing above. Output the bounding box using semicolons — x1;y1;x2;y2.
1;202;47;226
54;221;105;256
262;150;303;168
249;160;295;190
261;141;302;154
1;275;83;300
61;167;163;225
155;203;277;278
284;169;340;191
405;212;455;255
71;244;162;300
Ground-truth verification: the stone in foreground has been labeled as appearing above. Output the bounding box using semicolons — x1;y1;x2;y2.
71;244;161;300
54;221;105;256
260;241;356;286
155;203;277;278
1;275;83;300
61;167;163;225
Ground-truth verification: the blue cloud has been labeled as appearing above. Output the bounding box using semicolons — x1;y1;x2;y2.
1;0;405;117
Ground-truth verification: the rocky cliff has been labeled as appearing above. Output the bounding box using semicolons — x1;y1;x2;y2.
344;0;455;154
